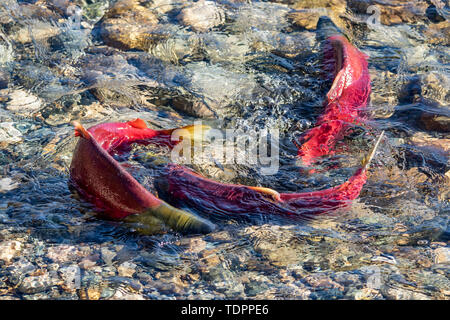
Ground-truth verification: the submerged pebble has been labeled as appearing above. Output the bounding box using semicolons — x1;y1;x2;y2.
177;1;225;33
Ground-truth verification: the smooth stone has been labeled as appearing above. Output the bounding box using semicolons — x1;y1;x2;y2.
0;122;23;148
410;132;449;154
287;10;321;30
425;20;450;46
149;0;176;14
0;68;9;89
109;290;145;300
177;1;225;33
347;0;429;25
99;0;163;51
0;177;19;193
433;247;450;264
420;72;450;105
6;90;42;115
18;272;59;294
117;261;137;277
420;112;450;133
0;240;22;264
47;245;80;264
101;247;116;265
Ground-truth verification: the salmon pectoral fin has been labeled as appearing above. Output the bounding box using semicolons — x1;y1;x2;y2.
248;186;281;202
73;121;91;139
142;202;216;234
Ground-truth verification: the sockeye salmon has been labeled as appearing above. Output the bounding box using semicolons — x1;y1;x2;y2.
69;119;215;234
69;35;378;232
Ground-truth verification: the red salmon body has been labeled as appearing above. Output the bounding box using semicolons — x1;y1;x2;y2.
86;118;176;153
70;124;162;219
69;120;216;234
156;165;367;218
297;35;371;166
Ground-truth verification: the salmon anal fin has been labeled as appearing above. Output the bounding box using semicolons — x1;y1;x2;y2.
73;121;90;139
128;118;148;129
248;186;282;202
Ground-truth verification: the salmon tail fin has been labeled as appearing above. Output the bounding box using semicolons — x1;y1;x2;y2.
248;186;281;202
361;130;384;170
73;121;90;139
143;202;215;234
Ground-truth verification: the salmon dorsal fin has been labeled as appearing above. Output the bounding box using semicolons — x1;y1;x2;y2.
73;121;90;139
128;118;148;129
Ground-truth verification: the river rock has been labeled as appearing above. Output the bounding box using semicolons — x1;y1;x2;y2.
245;225;306;267
11;21;60;44
369;69;398;119
231;1;291;33
420;72;450;106
109;289;145;300
0;68;9;89
420;112;450;133
179;237;207;254
101;247;117;265
202;33;251;64
199;248;221;268
302;273;344;291
148;0;176;14
287;0;346;31
0;177;19;193
177;1;225;33
6;2;61;43
99;0;163;51
433;247;450;264
0;123;23;147
80;51;161;109
47;245;80;264
0;41;14;66
117;261;137;277
59;264;81;292
181;62;257;117
410;132;449;154
347;0;429;25
0;240;22;264
18;271;60;294
6;89;42;115
78;256;98;270
287;10;321;30
425;20;450;46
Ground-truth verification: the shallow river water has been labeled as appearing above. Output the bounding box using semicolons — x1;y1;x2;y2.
0;0;449;300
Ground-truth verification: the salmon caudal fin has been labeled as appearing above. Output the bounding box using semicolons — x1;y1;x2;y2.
361;131;385;170
143;202;216;234
73;121;90;139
